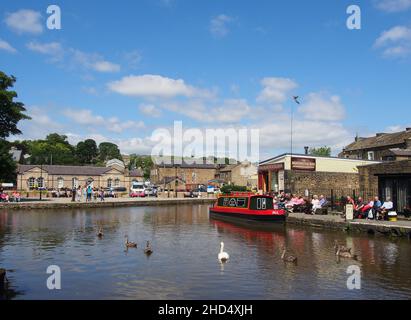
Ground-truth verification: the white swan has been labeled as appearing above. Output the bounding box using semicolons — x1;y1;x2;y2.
218;242;229;262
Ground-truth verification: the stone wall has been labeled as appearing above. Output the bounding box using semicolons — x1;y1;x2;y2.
151;167;216;186
284;170;360;195
358;160;411;191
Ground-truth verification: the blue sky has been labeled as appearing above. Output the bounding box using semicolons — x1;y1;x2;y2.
1;0;411;160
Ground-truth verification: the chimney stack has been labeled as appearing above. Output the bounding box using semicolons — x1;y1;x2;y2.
304;146;309;155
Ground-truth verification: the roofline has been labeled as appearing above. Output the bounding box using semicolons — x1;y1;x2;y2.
259;153;382;165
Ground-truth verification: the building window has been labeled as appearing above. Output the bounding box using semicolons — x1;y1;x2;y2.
57;177;64;189
114;178;120;187
72;178;78;188
107;178;113;188
37;177;44;188
367;151;375;161
28;177;36;189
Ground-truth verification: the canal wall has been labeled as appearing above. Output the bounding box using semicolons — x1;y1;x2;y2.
287;213;411;238
0;198;216;211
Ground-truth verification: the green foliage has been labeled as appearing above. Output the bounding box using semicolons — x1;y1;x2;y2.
26;134;76;165
76;139;98;164
309;146;331;157
0;71;30;139
220;184;248;194
0;140;16;182
98;142;122;163
128;154;154;180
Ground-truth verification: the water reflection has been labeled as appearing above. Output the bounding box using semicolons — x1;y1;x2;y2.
0;205;410;299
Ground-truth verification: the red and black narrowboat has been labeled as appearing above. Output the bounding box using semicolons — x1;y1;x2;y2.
209;193;286;223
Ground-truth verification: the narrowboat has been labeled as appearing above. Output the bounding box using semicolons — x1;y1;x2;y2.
209;193;286;223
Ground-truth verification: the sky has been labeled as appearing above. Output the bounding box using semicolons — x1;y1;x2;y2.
1;0;411;161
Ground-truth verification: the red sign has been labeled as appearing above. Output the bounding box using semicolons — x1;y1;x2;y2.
291;157;316;171
259;163;284;172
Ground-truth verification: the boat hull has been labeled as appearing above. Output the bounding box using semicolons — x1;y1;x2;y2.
209;208;286;223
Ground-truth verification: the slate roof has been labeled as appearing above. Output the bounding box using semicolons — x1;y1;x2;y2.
17;164;112;176
343;130;411;152
128;169;144;177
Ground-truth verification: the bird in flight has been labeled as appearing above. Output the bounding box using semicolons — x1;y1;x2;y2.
293;96;300;104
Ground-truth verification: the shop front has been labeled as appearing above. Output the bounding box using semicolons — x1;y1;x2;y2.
258;163;285;193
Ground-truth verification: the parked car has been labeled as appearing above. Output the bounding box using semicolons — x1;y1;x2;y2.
144;187;158;197
184;187;207;198
130;190;146;198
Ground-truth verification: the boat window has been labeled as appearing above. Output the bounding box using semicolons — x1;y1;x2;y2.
249;197;274;210
218;197;248;208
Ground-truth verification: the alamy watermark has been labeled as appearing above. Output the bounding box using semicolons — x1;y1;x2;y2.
347;5;361;30
150;121;260;165
46;265;61;290
346;265;361;290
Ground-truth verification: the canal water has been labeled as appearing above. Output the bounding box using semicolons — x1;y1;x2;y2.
0;204;410;300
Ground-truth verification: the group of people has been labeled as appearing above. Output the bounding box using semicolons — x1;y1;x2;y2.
0;188;21;203
71;185;114;202
349;196;394;221
270;192;328;214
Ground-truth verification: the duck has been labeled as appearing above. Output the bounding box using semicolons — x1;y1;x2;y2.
124;236;137;248
334;240;351;254
97;227;104;238
281;246;298;263
144;241;153;255
336;248;357;260
218;242;229;262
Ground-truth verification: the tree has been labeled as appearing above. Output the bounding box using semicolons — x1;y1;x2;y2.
0;71;29;183
309;146;331;157
0;72;30;139
76;139;98;164
0;140;16;182
128;154;154;180
98;142;122;163
27;133;76;165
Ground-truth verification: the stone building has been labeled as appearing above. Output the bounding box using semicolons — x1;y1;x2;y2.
358;160;411;213
218;161;258;188
340;128;411;161
258;153;379;196
16;160;144;192
150;162;216;190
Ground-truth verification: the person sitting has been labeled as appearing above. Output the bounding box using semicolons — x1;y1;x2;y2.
293;196;306;212
346;196;355;206
12;191;21;202
372;196;382;220
319;195;328;207
354;197;365;219
286;194;299;211
0;193;10;202
379;197;394;221
311;195;322;214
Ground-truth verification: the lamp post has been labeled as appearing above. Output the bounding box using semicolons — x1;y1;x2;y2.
39;162;43;201
175;165;179;198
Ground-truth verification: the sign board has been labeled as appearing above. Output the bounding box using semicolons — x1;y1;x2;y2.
259;163;285;172
291;157;316;171
345;204;354;221
1;183;14;188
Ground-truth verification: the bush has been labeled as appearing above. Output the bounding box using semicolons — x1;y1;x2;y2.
220;185;248;194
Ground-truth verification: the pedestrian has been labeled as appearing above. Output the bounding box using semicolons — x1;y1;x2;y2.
86;184;92;202
100;189;105;202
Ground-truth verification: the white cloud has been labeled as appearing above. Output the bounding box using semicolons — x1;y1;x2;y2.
257;77;298;104
374;25;411;58
71;49;120;73
4;9;43;34
163;99;252;123
375;0;411;12
298;93;346;122
108;74;213;98
0;39;17;53
27;41;64;61
139;104;162;117
62;109;144;133
210;14;234;37
259;119;352;156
